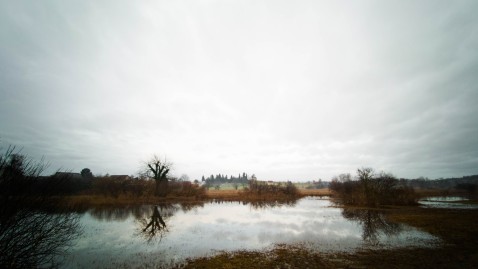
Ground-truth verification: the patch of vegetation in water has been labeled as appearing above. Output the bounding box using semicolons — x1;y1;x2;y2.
177;244;340;269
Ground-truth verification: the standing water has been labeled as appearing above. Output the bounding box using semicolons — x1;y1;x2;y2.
61;197;439;268
419;196;478;209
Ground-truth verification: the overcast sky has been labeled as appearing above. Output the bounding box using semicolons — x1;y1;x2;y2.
1;0;477;181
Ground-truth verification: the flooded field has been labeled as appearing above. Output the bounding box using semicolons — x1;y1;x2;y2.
60;197;439;268
419;196;478;209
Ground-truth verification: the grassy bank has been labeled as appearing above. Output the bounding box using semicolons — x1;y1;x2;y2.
178;205;478;269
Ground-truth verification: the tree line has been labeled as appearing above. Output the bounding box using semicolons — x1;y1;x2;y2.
202;172;251;186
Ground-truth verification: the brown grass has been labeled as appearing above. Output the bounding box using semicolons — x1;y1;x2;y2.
179;244;337;269
206;188;330;200
62;188;333;209
205;189;241;199
298;188;331;196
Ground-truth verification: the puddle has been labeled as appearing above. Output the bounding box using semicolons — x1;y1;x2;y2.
419;196;478;209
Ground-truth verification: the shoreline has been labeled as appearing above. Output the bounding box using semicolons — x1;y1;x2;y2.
59;187;472;209
60;188;331;209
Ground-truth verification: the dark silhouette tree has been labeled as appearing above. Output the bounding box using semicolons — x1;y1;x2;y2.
144;155;172;196
80;168;93;179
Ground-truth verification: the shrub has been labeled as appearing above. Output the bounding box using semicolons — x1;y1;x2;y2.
168;181;206;197
246;179;299;197
330;168;417;206
91;177;153;198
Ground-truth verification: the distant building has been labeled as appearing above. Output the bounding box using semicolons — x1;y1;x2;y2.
109;175;131;181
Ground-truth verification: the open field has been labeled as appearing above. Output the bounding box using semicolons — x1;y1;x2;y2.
297;188;331;196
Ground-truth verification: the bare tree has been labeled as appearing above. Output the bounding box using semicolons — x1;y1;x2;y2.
331;168;416;206
0;145;81;268
144;155;172;196
179;174;190;182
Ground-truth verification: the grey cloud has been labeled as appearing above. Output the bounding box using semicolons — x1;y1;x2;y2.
1;0;477;180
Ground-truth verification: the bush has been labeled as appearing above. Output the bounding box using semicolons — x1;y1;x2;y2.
330;168;417;206
168;181;206;197
91;177;153;198
456;183;477;197
90;177;206;198
246;179;298;197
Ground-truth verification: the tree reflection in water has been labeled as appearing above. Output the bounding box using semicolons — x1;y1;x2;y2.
137;206;169;243
341;208;402;245
87;203;206;243
246;200;298;210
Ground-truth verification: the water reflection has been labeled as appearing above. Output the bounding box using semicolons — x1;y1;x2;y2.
341;208;401;245
87;202;206;243
247;200;298;209
137;206;168;243
206;199;300;210
419;196;478;209
88;202;205;222
89;206;139;222
64;198;439;268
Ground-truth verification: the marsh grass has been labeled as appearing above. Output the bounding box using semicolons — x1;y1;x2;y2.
178;244;338;269
63;188;330;209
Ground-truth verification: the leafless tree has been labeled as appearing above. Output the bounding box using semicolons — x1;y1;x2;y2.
0;145;81;268
143;155;173;196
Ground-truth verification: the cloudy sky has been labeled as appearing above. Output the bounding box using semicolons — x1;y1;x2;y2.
1;0;477;181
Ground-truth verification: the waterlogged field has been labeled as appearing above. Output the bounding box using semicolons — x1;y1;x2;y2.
60;197;440;268
419;196;478;209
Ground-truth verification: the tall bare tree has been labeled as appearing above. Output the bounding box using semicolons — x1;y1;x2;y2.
144;155;172;196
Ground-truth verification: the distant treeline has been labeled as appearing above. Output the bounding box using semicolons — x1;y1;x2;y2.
33;173;478;196
202;172;250;186
401;175;478;190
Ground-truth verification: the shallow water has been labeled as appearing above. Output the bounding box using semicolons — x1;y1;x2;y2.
61;197;439;268
419;196;478;209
